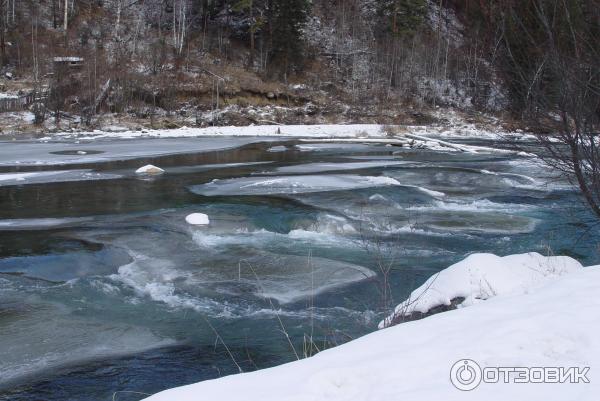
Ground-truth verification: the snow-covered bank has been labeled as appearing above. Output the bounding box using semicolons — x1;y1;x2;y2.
32;123;528;158
42;124;384;140
380;252;582;328
35;109;529;143
144;253;598;401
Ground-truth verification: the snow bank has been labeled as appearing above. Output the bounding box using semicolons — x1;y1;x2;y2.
143;258;600;401
380;252;582;328
49;124;385;140
38;121;529;156
135;164;165;175
185;213;210;226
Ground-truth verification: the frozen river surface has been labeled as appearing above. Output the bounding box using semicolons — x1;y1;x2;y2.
0;135;597;400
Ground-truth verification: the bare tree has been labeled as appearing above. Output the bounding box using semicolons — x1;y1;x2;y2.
500;0;600;219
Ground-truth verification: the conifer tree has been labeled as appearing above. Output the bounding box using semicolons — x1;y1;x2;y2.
378;0;428;37
269;0;310;76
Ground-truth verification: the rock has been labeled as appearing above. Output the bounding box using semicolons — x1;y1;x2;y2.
266;92;276;99
163;120;179;129
135;164;165;175
388;297;466;326
185;213;210;225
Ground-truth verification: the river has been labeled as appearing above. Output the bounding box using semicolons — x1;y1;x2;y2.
0;135;597;400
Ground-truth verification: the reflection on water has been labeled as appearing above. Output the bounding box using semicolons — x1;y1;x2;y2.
0;137;598;400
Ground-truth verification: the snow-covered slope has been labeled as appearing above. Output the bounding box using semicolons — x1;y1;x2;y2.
143;254;599;401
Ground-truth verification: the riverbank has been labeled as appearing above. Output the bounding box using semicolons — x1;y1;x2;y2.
0;108;528;143
143;253;599;401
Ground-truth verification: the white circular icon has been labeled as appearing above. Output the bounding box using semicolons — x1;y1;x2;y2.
450;359;482;391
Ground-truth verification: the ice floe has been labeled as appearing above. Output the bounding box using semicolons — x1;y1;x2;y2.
189;175;402;196
0;169;120;186
0;217;94;230
186;213;210;225
273;161;413;174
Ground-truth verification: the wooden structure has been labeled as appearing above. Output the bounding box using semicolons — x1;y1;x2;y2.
0;93;34;112
0;91;47;113
52;57;84;71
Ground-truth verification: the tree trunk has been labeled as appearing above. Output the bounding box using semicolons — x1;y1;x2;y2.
249;3;254;67
63;0;68;31
0;0;5;66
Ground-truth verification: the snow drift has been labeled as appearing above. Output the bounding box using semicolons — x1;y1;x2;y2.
379;252;582;328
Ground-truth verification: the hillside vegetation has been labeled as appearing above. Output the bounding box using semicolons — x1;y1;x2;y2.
0;1;596;134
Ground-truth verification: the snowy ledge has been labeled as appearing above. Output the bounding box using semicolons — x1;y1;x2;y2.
143;253;598;401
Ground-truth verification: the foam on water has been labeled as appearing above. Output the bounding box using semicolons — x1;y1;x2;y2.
192;228;355;249
107;253;242;317
107;245;375;314
406;199;536;212
190;213;358;249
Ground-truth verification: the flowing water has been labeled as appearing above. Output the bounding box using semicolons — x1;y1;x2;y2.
0;136;598;400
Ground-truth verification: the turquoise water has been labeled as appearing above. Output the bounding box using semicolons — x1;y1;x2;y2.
0;138;597;400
